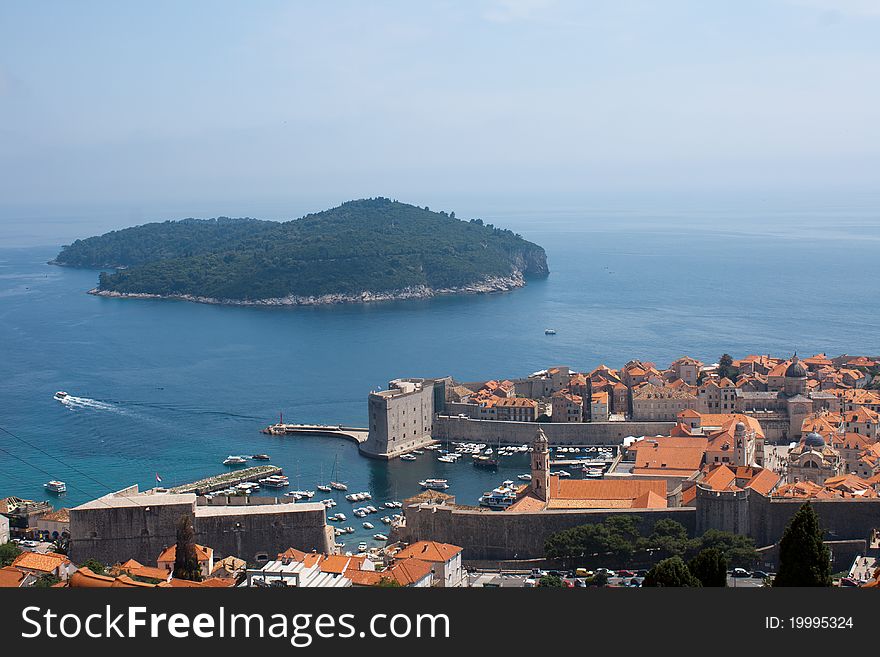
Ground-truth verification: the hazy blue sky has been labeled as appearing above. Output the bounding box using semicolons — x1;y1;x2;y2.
1;0;879;230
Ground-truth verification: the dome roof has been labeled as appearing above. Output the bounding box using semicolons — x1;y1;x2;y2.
803;431;825;448
785;358;807;378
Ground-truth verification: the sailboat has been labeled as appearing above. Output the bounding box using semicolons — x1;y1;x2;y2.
316;462;332;492
329;453;348;491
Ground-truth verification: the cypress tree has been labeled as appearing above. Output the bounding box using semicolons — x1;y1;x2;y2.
172;515;203;581
773;502;831;587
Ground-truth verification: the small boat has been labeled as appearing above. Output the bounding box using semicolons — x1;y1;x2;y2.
583;467;604;479
44;480;67;494
363;522;374;530
411;450;424;455
251;454;270;460
473;456;498;471
289;490;314;499
223;455;247;466
544;328;556;335
343;526;355;534
358;542;368;552
419;479;449;490
400;454;417;461
259;475;290;488
517;473;532;481
373;533;388;541
53;391;69;401
317;484;332;492
479;483;518;509
330;481;348;491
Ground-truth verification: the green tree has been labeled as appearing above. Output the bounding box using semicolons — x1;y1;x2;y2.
172;515;203;582
640;518;691;558
773;503;831;587
0;542;22;567
693;529;758;569
34;574;61;588
376;577;402;588
590;571;609;587
538;574;566;587
81;558;106;575
643;556;701;587
717;354;739;381
688;548;728;587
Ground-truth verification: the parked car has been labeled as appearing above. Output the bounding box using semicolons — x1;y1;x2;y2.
629;577;643;587
839;577;860;587
617;569;635;578
575;568;593;577
751;570;770;579
731;568;751;578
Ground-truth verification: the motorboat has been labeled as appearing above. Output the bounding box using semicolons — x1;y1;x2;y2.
400;454;417;461
223;455;247;466
517;473;532;481
373;533;388;541
330;481;348;491
473;456;498;470
44;480;67;494
363;522;374;530
358;542;368;552
317;484;332;492
53;391;69;401
259;475;290;488
479;482;518;509
251;454;270;460
544;328;557;335
419;479;449;490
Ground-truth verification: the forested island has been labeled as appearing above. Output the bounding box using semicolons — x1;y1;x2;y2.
52;198;549;306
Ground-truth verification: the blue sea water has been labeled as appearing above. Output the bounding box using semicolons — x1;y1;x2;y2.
1;202;879;548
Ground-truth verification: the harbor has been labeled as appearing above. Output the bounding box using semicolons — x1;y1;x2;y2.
261;422;368;444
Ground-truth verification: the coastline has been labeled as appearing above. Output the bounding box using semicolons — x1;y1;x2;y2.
87;271;528;307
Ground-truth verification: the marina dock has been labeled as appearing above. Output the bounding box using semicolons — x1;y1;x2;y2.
168;465;282;495
261;423;369;444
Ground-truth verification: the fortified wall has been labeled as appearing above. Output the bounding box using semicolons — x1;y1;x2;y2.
396;502;696;560
695;486;880;547
433;415;676;445
69;486;333;565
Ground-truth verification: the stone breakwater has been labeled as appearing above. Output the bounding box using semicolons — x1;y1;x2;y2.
88;272;527;306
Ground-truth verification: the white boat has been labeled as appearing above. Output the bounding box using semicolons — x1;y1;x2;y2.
358;542;368;552
479;483;518;509
317;484;332;492
363;522;374;530
545;328;557;335
330;481;348;491
400;454;417;461
223;455;247;466
412;450;424;455
44;480;67;494
343;526;355;534
373;533;388;541
53;391;69;401
419;479;450;490
259;475;290;488
517;473;532;481
380;516;392;524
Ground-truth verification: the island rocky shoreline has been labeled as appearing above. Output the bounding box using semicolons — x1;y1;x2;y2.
88;271;528;307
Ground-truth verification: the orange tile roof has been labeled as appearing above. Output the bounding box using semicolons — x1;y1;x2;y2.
278;547;309;561
550;477;667;502
12;551;70;574
388;558;433;586
395;541;462;563
157;543;212;564
346;569;386;586
0;566;29;588
320;555;353;574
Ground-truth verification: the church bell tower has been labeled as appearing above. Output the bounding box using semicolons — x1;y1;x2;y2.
530;427;551;501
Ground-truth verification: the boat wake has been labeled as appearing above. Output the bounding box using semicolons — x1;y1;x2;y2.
58;394;121;413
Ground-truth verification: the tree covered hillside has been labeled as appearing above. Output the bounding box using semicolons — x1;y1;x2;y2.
54;199;548;302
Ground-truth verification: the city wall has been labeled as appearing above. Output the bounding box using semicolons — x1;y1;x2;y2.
433;415;675;445
397;503;696;560
69;491;333;565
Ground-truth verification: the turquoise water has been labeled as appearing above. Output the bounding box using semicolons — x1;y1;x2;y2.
1;204;878;547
